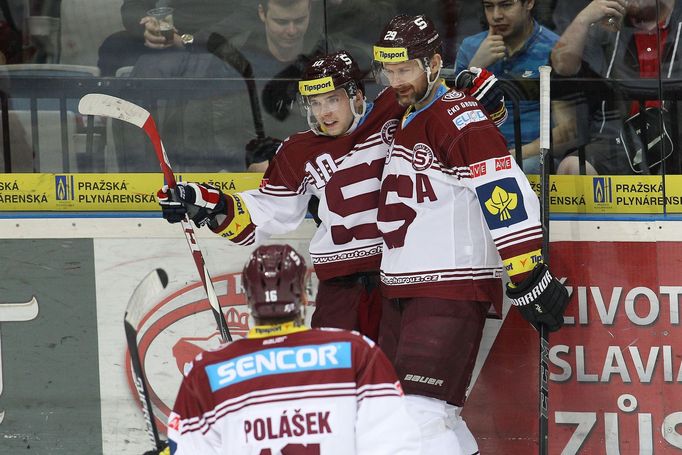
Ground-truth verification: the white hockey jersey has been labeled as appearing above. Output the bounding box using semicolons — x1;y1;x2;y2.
377;85;543;314
222;89;404;280
167;325;421;454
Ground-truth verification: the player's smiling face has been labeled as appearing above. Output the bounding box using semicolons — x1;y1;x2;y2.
309;88;354;136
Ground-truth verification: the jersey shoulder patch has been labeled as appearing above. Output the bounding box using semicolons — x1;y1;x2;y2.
435;91;493;134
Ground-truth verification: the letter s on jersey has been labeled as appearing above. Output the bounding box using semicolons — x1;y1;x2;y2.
325;158;384;245
378;174;437;249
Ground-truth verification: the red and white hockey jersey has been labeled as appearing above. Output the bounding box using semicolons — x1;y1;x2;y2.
167;325;420;454
231;89;404;280
377;84;543;314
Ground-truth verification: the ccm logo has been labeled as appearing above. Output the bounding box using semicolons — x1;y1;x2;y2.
495;156;512;171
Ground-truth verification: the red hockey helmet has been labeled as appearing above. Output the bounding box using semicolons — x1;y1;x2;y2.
373;15;442;64
298;50;367;136
298;50;365;99
242;244;307;321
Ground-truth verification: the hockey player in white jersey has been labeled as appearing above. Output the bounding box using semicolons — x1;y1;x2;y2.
371;14;570;455
166;244;421;454
156;50;507;343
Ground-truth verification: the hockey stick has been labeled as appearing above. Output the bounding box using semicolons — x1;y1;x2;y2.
538;65;552;455
124;268;169;452
79;93;232;343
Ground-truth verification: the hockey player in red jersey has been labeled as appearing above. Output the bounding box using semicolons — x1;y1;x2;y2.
372;14;570;455
166;244;421;454
157;51;506;342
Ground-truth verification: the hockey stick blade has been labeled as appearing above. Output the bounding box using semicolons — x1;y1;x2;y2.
78;93;175;185
124;268;169;452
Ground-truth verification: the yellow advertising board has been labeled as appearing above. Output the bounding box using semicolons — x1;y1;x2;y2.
526;175;681;214
0;173;263;211
1;173;681;214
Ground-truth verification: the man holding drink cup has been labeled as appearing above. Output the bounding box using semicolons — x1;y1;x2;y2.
143;6;178;48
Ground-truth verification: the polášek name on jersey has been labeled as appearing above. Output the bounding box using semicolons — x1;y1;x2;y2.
244;410;332;442
206;342;352;391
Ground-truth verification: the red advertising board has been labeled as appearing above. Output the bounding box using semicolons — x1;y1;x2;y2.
463;241;682;454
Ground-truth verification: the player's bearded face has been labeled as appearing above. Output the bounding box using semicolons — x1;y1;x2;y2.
308;89;355;136
382;60;428;107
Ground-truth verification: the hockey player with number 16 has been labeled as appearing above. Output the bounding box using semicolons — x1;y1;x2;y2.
166;244;420;454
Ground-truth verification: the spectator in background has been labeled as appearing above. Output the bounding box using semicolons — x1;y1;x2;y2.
455;0;576;173
203;0;328;170
220;0;325;125
97;0;260;76
0;1;22;64
551;0;681;174
106;0;324;172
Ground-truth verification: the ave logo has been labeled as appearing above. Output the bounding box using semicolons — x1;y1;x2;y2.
495;156;512;171
470;162;487;178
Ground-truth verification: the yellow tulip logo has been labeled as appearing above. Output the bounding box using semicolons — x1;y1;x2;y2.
485;186;518;221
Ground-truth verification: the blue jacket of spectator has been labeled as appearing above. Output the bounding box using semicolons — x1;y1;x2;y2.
455;21;559;157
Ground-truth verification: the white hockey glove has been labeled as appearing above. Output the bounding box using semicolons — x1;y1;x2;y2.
506;263;569;332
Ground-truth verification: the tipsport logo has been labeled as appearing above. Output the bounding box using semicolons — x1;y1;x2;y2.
593;177;613;204
55;175;75;201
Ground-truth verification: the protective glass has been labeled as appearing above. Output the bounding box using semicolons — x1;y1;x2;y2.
373;59;425;87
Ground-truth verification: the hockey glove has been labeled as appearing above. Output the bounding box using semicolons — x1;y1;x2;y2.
506;263;569;332
454;67;508;127
157;185;187;224
157;182;227;229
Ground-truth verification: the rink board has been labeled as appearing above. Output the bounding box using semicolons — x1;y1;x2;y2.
0;218;681;453
2;173;682;214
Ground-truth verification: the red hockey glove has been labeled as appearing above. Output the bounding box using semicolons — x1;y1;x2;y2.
506;263;569;332
454;67;507;127
156;182;227;229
